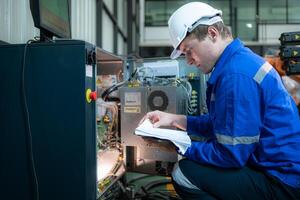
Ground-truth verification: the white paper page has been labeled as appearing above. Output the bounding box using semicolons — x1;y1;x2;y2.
135;119;191;154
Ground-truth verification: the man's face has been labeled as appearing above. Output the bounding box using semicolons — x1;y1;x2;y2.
179;35;218;74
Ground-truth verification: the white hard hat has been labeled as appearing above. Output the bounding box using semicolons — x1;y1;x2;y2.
168;2;223;59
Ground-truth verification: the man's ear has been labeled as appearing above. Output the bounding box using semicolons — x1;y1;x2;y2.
207;26;218;41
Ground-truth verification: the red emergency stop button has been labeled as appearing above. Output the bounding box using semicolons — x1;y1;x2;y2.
86;89;97;103
90;91;97;101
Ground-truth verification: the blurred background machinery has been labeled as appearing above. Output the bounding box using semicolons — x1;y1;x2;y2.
278;31;300;113
279;31;300;75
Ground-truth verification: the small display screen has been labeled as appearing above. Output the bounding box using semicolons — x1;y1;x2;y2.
39;0;71;38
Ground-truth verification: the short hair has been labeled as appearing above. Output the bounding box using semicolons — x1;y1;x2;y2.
187;21;232;41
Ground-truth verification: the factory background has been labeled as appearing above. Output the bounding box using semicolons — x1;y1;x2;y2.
1;0;300;57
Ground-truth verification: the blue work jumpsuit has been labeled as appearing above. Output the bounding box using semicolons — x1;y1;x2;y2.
172;38;300;200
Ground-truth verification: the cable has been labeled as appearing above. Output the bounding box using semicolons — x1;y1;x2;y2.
134;178;172;199
128;68;138;81
136;66;155;83
101;81;126;101
22;39;39;200
101;66;143;101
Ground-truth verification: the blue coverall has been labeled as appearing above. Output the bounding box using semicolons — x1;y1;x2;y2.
173;38;300;200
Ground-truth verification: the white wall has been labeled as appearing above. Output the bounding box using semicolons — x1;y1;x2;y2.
118;34;124;55
143;27;171;46
117;0;127;55
0;0;130;55
101;0;114;52
103;0;113;13
71;0;96;45
101;0;127;55
0;0;38;44
0;0;96;45
102;11;114;52
258;24;300;44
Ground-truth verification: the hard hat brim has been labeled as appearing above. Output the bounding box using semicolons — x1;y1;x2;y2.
170;49;182;59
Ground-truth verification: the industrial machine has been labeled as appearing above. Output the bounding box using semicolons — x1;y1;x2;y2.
0;40;128;200
0;0;208;199
0;40;206;199
0;2;207;197
120;84;187;174
118;58;207;175
0;0;129;199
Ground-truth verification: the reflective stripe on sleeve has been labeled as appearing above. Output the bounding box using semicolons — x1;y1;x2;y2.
216;133;259;145
253;62;272;84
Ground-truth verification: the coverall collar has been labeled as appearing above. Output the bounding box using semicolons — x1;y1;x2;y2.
207;38;243;85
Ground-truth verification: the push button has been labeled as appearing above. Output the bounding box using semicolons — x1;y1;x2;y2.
89;91;97;101
86;89;97;103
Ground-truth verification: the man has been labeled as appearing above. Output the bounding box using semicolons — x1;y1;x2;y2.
140;2;300;200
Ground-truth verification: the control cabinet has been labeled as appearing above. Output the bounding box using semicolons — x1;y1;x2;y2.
0;40;97;200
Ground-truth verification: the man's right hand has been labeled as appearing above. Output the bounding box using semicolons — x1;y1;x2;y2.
139;110;187;130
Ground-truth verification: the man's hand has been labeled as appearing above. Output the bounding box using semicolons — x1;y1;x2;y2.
139;110;187;130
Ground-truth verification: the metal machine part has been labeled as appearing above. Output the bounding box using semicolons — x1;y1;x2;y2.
141;60;180;77
279;31;300;45
284;59;300;75
96;50;126;199
280;46;300;59
120;84;187;174
279;31;300;75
